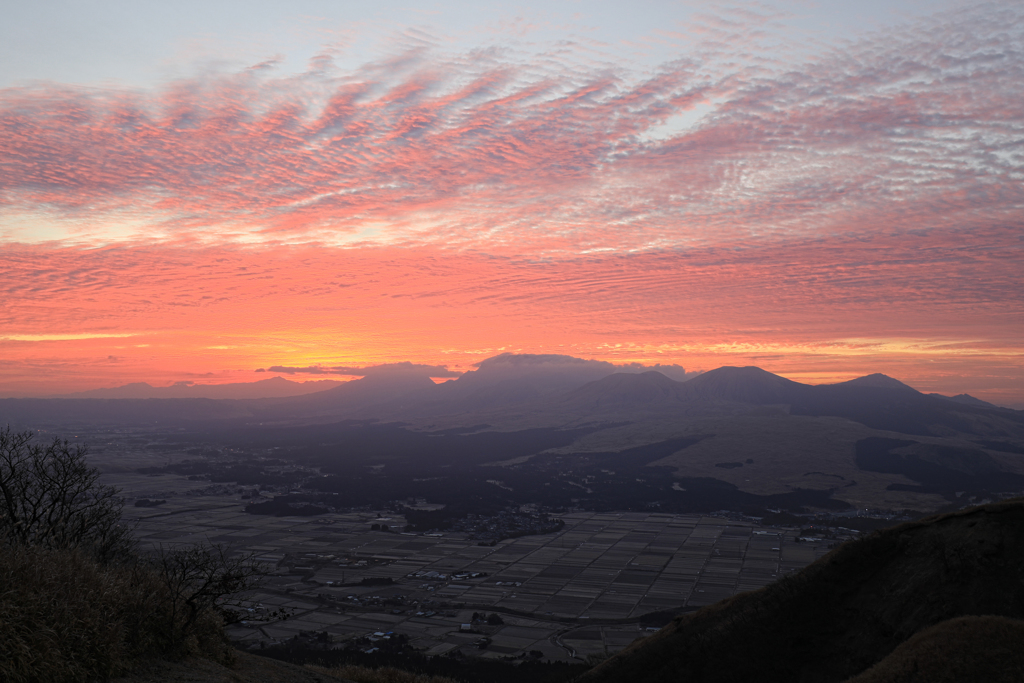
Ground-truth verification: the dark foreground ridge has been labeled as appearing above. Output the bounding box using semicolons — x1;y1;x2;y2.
581;499;1024;683
844;615;1024;683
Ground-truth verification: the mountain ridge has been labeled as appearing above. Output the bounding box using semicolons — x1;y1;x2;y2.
832;373;919;392
3;358;1021;440
677;365;809;404
53;377;347;400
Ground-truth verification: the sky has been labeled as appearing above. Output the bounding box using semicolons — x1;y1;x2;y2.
1;0;1022;405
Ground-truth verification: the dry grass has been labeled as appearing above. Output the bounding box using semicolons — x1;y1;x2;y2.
846;615;1024;683
0;545;150;682
306;663;461;683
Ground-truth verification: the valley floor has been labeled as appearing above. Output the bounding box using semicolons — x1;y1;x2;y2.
121;487;835;662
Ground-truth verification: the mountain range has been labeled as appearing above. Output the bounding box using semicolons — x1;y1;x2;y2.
2;354;1023;514
8;355;1011;426
51;376;346;400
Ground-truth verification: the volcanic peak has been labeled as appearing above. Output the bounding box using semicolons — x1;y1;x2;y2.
835;373;919;392
680;365;807;404
562;371;682;408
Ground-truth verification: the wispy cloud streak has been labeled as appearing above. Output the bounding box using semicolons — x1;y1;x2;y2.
2;4;1020;250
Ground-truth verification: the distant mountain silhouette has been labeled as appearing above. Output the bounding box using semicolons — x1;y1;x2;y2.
325;353;702;418
677;366;808;404
54;376;345;400
833;373;920;392
0;397;253;427
554;365;1024;438
555;365;812;415
561;371;685;410
246;371;439;419
2;356;1021;442
583;499;1024;683
426;353;625;413
928;392;998;408
788;382;1009;436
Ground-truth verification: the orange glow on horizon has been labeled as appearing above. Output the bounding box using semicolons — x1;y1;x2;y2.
1;241;1021;405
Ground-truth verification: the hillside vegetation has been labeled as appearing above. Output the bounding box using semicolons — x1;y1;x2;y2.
0;427;260;682
845;615;1024;683
582;499;1024;683
0;545;230;682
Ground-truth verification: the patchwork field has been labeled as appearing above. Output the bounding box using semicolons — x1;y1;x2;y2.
119;489;833;662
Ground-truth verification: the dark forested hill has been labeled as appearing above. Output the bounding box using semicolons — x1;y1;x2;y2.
581;499;1024;683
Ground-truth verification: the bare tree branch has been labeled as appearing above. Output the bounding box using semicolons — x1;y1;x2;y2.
0;425;135;562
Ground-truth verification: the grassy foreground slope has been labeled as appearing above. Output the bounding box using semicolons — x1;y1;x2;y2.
582;499;1024;683
845;615;1024;683
109;652;341;683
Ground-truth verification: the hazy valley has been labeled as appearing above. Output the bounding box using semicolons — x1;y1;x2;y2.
7;354;1024;520
4;354;1024;681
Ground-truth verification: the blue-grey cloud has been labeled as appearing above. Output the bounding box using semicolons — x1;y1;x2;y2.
263;362;461;377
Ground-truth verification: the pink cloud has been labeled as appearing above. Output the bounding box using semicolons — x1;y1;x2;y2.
0;4;1016;252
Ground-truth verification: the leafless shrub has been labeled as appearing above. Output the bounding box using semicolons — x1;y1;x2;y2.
149;543;266;654
0;426;135;562
0;426;270;678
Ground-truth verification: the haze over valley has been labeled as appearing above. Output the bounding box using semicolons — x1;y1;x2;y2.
7;353;1024;518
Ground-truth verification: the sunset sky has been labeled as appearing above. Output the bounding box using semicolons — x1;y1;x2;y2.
2;1;1022;405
